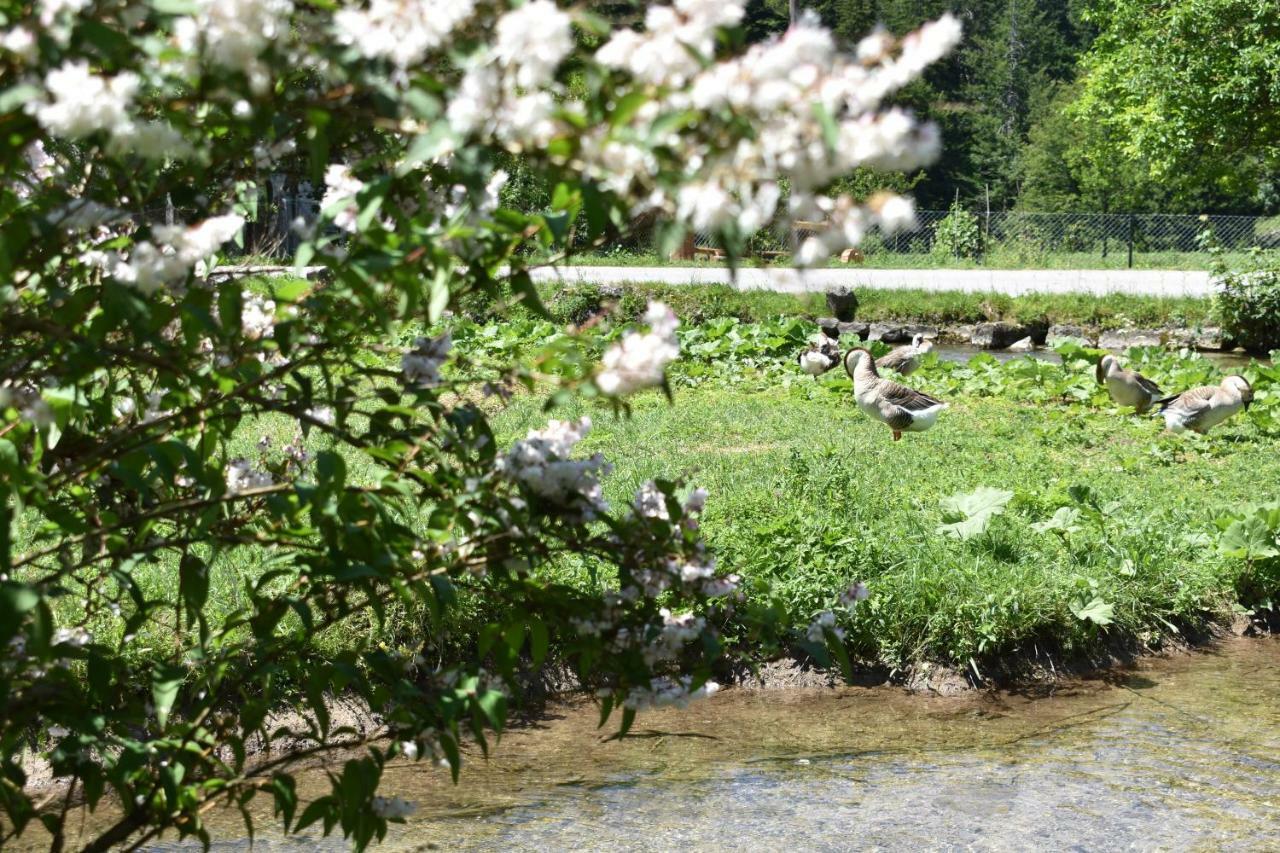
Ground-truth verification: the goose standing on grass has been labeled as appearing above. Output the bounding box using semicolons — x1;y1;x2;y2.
797;324;843;377
844;348;948;441
1156;375;1253;434
875;333;933;376
1096;354;1164;413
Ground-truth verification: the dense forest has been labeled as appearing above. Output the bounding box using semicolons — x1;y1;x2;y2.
596;0;1280;215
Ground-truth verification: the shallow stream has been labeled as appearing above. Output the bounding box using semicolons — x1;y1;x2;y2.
123;637;1280;851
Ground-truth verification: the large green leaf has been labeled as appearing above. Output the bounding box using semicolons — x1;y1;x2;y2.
1070;596;1115;626
1218;515;1280;560
936;487;1014;540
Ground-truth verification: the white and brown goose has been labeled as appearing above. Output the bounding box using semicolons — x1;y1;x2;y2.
797;324;842;377
844;347;948;441
1156;375;1253;434
875;333;934;376
1096;354;1164;413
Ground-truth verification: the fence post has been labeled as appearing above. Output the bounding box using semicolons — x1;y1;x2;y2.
1127;213;1135;269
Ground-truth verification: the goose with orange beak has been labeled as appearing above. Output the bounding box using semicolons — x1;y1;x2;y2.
844;347;947;441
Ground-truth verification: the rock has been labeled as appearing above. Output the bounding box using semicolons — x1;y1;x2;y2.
1006;336;1035;353
825;286;859;322
839;247;865;264
971;321;1042;349
949;324;976;343
1099;329;1162;350
1047;324;1096;346
816;318;869;340
869;322;911;343
1194;327;1224;351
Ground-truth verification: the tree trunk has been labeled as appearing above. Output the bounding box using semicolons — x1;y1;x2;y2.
790;0;800;28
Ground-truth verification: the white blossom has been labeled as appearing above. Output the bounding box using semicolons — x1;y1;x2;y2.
111;214;243;294
838;582;869;606
225;458;273;494
401;333;452;388
597;302;680;396
633;481;670;520
494;0;573;89
321;164;365;233
35;62;139;140
806;610;845;643
38;0;89;28
52;626;92;648
497;417;611;519
623;676;720;710
370;795;417;819
0;27;37;63
305;407;335;426
334;0;476;69
874;194;916;234
240;293;276;340
174;0;292;92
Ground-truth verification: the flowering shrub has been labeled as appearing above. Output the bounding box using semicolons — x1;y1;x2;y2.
0;0;958;847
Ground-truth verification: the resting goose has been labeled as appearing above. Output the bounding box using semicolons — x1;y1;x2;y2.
1156;375;1253;434
1096;354;1164;413
797;325;842;377
876;333;933;376
844;347;948;440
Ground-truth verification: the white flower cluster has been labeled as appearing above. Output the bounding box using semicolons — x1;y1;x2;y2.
446;2;574;149
401;333;452;388
622;676;720;711
640;609;706;665
241;293;276;341
370;795;417;819
805;610;845;643
0;26;37;62
174;0;293;93
496;417;610;520
321;164;365;233
838;582;869;606
585;5;962;265
597;302;680;396
52;626;92;647
596;0;744;87
108;214;245;294
33;61;190;160
225;458;273;494
335;0;476;70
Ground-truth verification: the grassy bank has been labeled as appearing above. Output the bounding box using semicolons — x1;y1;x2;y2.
537;281;1215;331
567;247;1256;272
491;360;1280;671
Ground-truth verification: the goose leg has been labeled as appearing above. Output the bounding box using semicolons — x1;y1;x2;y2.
892;430;902;441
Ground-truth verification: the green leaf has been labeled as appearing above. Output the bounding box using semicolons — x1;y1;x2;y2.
152;664;185;728
1070;596;1115;626
1032;506;1083;536
1219;515;1280;560
936;487;1014;540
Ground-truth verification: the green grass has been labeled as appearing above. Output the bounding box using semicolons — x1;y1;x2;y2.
567;247;1258;272
490;371;1279;670
538;281;1216;331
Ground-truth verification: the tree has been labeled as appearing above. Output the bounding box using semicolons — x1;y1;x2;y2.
0;2;957;848
1074;0;1280;199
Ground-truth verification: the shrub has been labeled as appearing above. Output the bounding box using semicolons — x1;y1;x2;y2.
931;201;985;260
1209;234;1280;352
0;1;961;847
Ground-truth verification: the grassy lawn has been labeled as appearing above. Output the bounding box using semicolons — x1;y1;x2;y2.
566;247;1257;272
491;367;1278;670
540;281;1217;331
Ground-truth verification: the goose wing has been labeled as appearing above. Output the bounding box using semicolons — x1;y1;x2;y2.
881;380;944;412
1131;371;1163;397
876;345;913;370
1160;385;1215;416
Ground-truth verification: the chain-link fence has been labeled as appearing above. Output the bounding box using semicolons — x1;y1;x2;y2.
687;210;1280;266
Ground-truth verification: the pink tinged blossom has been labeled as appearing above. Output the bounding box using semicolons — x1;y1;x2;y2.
35;62;139;140
597;302;680;396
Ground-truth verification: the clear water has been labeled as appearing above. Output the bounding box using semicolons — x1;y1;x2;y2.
113;637;1280;851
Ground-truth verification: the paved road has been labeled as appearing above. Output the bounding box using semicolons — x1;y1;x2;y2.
529;265;1214;298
